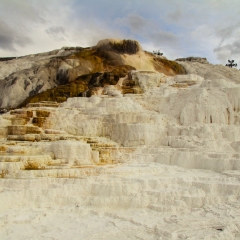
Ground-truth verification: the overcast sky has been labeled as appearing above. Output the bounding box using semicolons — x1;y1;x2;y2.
0;0;239;64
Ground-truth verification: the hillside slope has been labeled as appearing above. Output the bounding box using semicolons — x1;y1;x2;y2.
1;40;240;239
0;39;186;108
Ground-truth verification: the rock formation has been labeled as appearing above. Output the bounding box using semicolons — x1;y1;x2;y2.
0;39;186;109
0;40;240;239
176;56;209;64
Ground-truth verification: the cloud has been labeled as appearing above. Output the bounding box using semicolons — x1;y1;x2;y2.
167;9;183;22
0;0;78;55
115;13;179;45
115;13;148;34
116;13;179;45
0;19;32;52
114;13;181;59
0;0;239;64
0;0;49;55
150;31;178;46
1;0;46;24
0;20;17;51
217;25;237;42
215;21;240;46
214;39;240;63
45;26;68;41
213;19;240;63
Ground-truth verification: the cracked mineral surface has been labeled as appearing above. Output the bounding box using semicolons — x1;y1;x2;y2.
1;39;240;239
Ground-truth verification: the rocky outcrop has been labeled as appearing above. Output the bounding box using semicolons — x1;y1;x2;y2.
1;66;240;238
0;39;186;109
0;69;240;171
177;59;240;85
176;56;209;64
17;65;136;107
0;57;17;62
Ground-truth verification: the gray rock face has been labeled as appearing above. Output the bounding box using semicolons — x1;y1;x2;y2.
176;57;209;64
0;48;83;109
0;39;186;109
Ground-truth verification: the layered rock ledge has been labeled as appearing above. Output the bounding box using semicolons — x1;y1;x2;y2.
1;41;240;239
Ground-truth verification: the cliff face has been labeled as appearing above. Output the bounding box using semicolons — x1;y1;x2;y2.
0;39;186;109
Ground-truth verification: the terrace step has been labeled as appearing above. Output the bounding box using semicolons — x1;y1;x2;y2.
27;101;60;108
8;125;43;135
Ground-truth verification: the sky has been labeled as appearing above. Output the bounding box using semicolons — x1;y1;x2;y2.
0;0;240;65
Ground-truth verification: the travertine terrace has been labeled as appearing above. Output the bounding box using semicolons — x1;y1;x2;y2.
0;40;240;239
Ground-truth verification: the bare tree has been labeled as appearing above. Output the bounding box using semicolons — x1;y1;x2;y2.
226;60;238;68
153;50;163;56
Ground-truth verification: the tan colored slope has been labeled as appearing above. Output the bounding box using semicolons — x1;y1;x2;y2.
64;39;186;80
1;39;186;109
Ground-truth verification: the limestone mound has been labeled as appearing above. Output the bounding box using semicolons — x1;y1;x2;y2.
0;67;240;238
0;39;186;109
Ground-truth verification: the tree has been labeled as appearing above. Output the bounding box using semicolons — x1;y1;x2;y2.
225;60;238;68
153;50;163;56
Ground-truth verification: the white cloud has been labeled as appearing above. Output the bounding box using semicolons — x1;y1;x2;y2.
114;13;181;59
115;13;149;34
150;31;178;46
214;39;240;64
0;0;239;64
0;19;32;52
213;20;240;63
167;9;183;22
190;24;219;60
0;0;123;56
45;27;68;41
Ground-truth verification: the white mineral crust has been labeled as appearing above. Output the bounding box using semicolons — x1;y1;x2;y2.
1;61;240;239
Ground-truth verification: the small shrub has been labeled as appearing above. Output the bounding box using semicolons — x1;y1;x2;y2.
153;50;163;56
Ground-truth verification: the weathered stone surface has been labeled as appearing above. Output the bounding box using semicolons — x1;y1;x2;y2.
0;39;186;108
177;60;240;84
10;109;33;118
129;71;165;92
176;56;209;64
26;101;59;108
7;134;41;142
23;155;54;170
50;140;93;165
1;45;240;239
32;117;46;127
8;125;42;135
11;117;30;125
36;110;50;117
